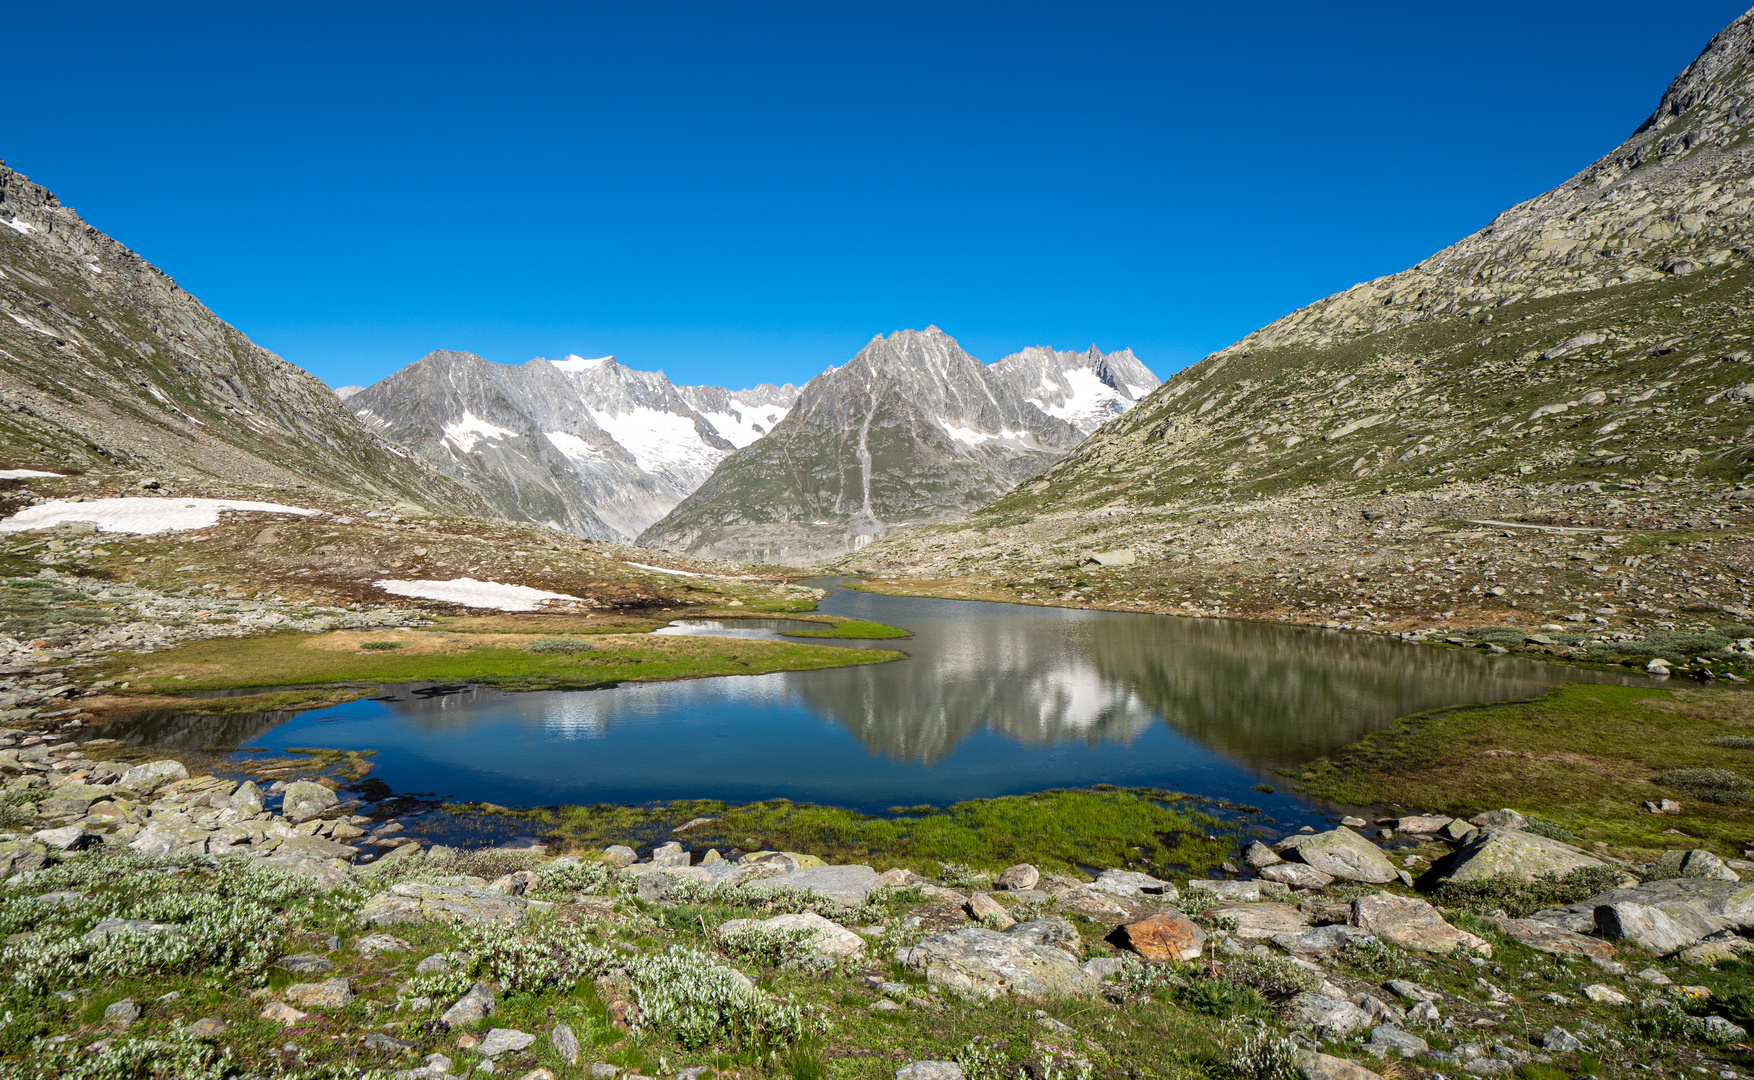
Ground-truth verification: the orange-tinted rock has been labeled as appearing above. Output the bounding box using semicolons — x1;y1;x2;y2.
1114;909;1204;962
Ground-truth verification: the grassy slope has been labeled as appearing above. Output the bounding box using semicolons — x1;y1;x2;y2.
1298;682;1754;856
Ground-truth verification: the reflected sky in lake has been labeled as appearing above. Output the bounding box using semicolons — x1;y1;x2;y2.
107;583;1636;813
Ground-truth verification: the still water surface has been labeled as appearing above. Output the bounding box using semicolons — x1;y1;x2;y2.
111;583;1634;814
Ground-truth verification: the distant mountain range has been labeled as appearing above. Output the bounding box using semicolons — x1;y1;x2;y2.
638;327;1158;564
347;351;796;541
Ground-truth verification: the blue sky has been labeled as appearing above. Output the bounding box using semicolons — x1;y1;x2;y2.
5;2;1748;390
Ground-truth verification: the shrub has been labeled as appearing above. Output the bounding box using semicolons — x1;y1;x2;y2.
360;639;404;650
525;636;594;654
1468;626;1528;646
1657;767;1754;805
1616;632;1731;658
1433;865;1624;917
1339;937;1411;979
631;946;819;1047
1173;976;1270;1018
1523;817;1581;844
938;861;991;890
1227;1028;1301;1080
717;922;818;967
1219;954;1318;1002
533;858;617;898
1706;736;1754;749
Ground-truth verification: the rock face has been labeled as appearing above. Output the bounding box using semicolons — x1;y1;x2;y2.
0;163;487;509
1439;828;1604;883
904;924;1098;999
350;349;798;542
640;328;1158;565
1282;828;1399;884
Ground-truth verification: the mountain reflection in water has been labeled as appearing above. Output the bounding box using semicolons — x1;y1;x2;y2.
103;582;1633;811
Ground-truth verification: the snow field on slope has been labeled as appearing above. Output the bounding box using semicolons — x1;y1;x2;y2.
0;469;62;479
697;399;790;449
0;497;317;535
1026;368;1135;432
586;406;725;477
373;577;581;611
442;411;519;454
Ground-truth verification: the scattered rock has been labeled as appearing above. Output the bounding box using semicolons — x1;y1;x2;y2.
285;978;352;1009
1112;909;1204;961
718;911;866;961
103;998;139;1028
1352;893;1489;955
363;1032;417;1052
551;1023;580;1065
1288;992;1374;1036
478;1029;537;1057
1597;902;1706;956
1439;827;1604;883
440;983;496;1026
740;864;882;907
1394;815;1454;834
1704;1016;1748;1040
1366;1025;1428;1057
1542;1027;1584;1053
188;1017;226;1039
1004;918;1082;955
282;781;339;824
1468;809;1527;829
1259;863;1333;889
1280;828;1398;884
362;881;535;926
277;953;335;975
32;825;97;851
1296;1050;1384;1080
1582;984;1630;1005
261;1001;308;1026
1090;869;1176;899
1656;849;1740;881
120;760;187;793
896;1064;965;1080
357;933;413;956
1207;901;1309;939
903;925;1097;999
1484;917;1616;960
995;864;1040;890
966;892;1014;927
1271;925;1379;955
1384;979;1438;1003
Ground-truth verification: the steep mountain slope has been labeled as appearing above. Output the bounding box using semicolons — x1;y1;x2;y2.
0;162;482;513
349;351;797;541
846;8;1754;633
639;327;1157;564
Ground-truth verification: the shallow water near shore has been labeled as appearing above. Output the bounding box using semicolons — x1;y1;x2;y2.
105;581;1637;815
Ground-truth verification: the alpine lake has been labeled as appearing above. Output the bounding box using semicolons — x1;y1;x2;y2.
104;579;1635;828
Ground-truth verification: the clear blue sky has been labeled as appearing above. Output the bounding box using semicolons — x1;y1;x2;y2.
5;2;1748;390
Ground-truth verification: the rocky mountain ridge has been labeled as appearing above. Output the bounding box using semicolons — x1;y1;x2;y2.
348;351;796;541
844;7;1754;637
0;162;482;514
639;327;1158;565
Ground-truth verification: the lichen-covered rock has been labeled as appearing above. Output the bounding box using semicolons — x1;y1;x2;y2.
1596;902;1697;955
1484;917;1616;960
903;926;1098;999
1297;1050;1384;1080
1656;849;1740;881
285;978;352;1009
1207;901;1309;940
1439;827;1604;883
1352;893;1490;955
440;983;496;1026
1288;993;1374;1036
1282;828;1398;884
282;781;339;824
995;864;1040;890
717;911;866;961
1260;863;1333;889
361;882;534;926
1090;869;1177;899
120;760;188;793
739;864;881;907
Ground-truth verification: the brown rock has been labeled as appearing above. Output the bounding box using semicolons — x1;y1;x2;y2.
1112;909;1204;962
966;893;1014;927
1297;1049;1384;1080
995;864;1040;890
187;1016;226;1039
260;1001;308;1026
1486;917;1617;960
609;999;641;1031
285;978;353;1009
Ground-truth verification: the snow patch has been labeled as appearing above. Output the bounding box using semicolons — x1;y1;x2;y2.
2;219;35;235
940;420;1036;449
549;354;614;374
0;469;61;479
697;399;790;449
442;411;519;453
373;576;580;611
0;497;317;535
587;406;721;477
623;561;702;577
544;430;606;463
1026;368;1133;431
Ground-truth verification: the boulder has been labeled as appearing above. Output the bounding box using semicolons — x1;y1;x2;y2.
1656;849;1739;882
996;864;1040;890
1596;903;1697;956
903;925;1098;999
1538;878;1754;945
718;911;865;961
441;983;496;1026
356;934;413;956
966;892;1013;927
1440;819;1478;842
1003;918;1082;955
602;845;637;868
1582;984;1629;1005
188;1017;226;1039
1281;829;1397;884
1288;992;1374;1036
1439;827;1604;883
1468;809;1527;829
897;1065;965;1080
1297;1050;1384;1080
33;825;98;851
1187;880;1264;902
231;781;265;815
1394;815;1455;835
103;999;139;1028
282;781;339;824
260;1001;307;1026
1244;841;1283;869
260;853;352;891
551;1023;580;1065
479;1029;537;1057
739;864;881;907
1112;909;1204;961
649;841;690;868
1259;863;1333;889
120;760;187;793
285;978;352;1009
1207;902;1309;940
361;882;535;926
1366;1025;1428;1057
38;785;113;818
1271;925;1378;955
1542;1027;1584;1053
276;954;335;975
1484;917;1615;960
1352;894;1489;956
1090;869;1176;899
1704;1016;1748;1041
